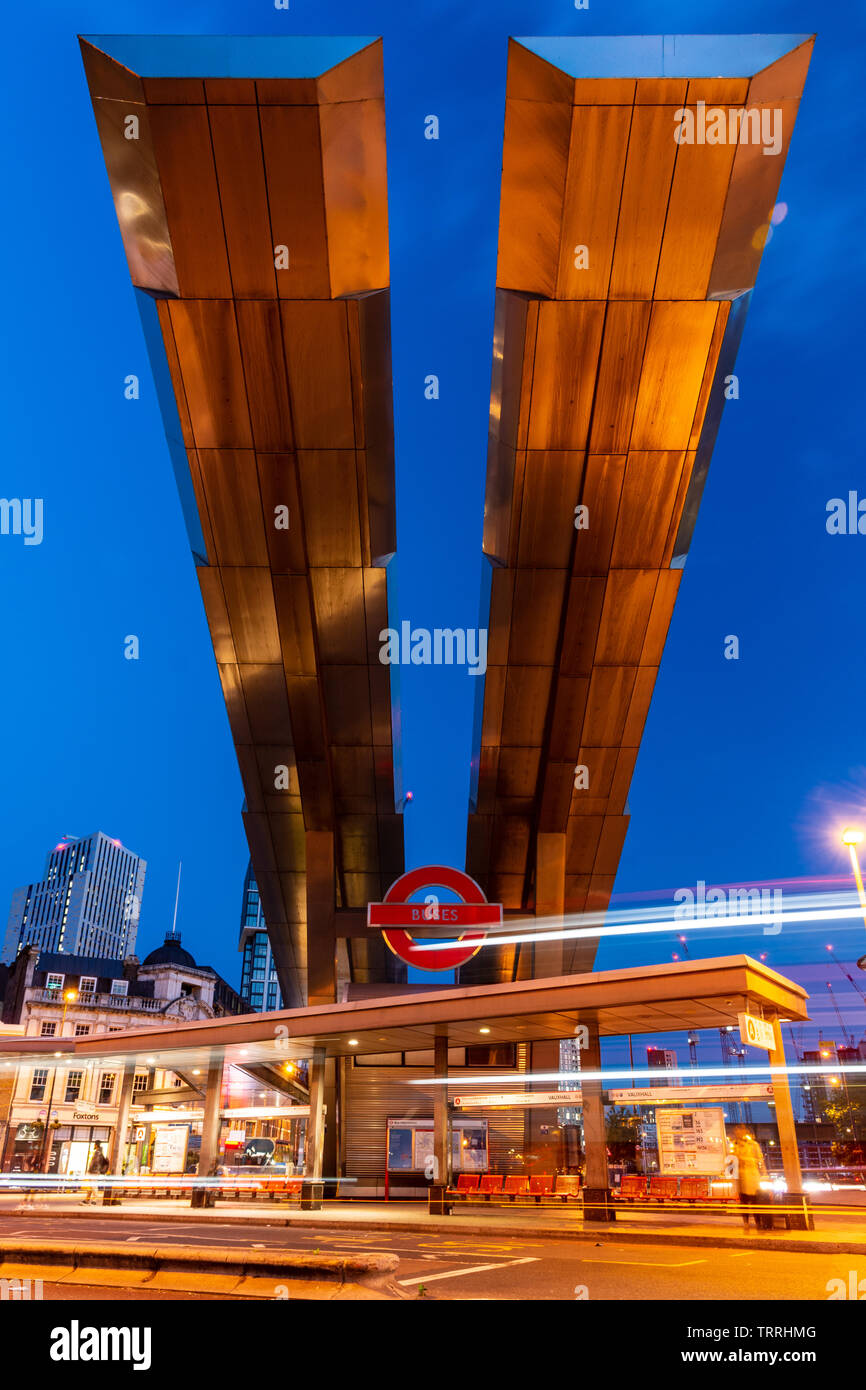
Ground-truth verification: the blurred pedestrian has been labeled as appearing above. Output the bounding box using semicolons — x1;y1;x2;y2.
82;1140;110;1204
732;1126;770;1229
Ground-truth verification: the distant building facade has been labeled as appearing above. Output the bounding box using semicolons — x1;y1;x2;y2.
238;862;282;1013
0;931;243;1173
2;833;146;964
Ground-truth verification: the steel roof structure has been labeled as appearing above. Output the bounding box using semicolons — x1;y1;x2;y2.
464;36;813;984
78;34;813;1006
80;36;403;1008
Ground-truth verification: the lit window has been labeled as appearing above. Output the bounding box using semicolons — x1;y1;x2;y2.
45;973;64;992
64;1071;83;1103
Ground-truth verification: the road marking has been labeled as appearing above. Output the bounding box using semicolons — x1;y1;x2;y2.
125;1236;142;1243
579;1257;706;1268
399;1256;540;1286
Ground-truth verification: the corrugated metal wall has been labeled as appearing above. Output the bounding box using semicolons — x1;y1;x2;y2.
344;1047;529;1178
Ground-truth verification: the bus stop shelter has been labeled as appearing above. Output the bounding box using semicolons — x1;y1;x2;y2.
0;955;810;1223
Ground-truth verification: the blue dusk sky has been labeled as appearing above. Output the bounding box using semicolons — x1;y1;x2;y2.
0;1;864;1001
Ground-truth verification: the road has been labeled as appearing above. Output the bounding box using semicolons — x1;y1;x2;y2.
0;1213;859;1300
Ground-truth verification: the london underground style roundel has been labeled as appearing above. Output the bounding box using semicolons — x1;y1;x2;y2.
367;865;503;971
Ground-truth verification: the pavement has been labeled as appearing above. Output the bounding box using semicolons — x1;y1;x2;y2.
0;1231;401;1300
4;1193;866;1254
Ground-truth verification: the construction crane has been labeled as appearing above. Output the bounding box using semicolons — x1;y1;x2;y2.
826;981;855;1048
825;944;866;1008
719;1026;752;1124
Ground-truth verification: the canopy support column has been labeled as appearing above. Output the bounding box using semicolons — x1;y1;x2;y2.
103;1061;136;1206
191;1057;224;1209
769;1017;813;1229
429;1032;451;1214
301;1045;326;1210
582;1021;614;1222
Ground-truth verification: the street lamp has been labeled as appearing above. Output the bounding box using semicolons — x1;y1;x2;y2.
60;988;78;1033
840;828;866;970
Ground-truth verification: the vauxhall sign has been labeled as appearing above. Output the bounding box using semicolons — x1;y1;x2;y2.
367;866;502;971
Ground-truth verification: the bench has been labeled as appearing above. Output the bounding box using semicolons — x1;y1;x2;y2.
446;1173;480;1198
554;1174;581;1200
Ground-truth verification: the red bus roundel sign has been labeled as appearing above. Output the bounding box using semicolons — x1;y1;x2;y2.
367;866;502;971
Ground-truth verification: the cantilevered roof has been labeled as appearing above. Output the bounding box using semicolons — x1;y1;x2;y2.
0;957;809;1072
465;36;813;983
79;36;404;1008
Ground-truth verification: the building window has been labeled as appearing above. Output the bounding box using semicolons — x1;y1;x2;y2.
64;1071;83;1103
110;979;128;997
98;1073;116;1105
74;1024;91;1037
132;1073;148;1094
45;973;64;992
79;976;96;996
30;1069;48;1101
39;1021;57;1037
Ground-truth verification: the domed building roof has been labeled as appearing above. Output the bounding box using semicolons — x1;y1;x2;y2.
142;931;197;969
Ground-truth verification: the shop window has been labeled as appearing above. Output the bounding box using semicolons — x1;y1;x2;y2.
39;1021;57;1037
30;1069;48;1101
64;1071;83;1103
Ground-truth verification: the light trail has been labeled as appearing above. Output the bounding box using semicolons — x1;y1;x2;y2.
412;1062;866;1086
409;890;866;952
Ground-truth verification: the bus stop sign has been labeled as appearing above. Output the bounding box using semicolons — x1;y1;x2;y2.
367;865;502;971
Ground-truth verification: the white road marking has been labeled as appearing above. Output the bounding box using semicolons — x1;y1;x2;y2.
125;1236;142;1243
580;1257;706;1268
399;1256;540;1286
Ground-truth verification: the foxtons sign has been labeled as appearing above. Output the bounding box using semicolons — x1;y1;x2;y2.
368;866;502;971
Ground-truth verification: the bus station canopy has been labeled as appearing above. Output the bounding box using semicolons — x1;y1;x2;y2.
0;956;809;1075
